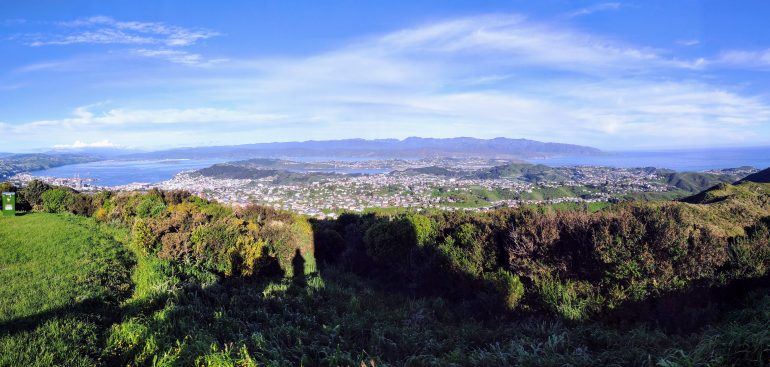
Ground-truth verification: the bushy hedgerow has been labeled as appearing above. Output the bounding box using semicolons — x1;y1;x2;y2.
407;213;437;248
363;217;416;264
128;199;314;277
135;191;166;218
19;180;52;211
313;187;770;318
25;185;315;279
41;188;75;213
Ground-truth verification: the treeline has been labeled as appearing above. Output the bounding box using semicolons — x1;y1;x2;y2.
313;182;770;319
3;179;770;320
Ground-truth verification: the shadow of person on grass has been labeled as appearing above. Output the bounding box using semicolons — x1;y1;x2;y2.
291;248;307;287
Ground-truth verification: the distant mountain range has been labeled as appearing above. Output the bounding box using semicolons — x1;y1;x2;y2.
125;137;602;160
45;147;142;158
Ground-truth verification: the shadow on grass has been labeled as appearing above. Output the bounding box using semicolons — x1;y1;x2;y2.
105;270;306;366
0;298;114;336
601;275;770;333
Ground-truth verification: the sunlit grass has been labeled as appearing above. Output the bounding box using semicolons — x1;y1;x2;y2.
0;213;133;366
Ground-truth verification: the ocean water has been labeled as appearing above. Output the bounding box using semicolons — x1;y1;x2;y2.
30;157;391;186
31;159;228;186
530;146;770;171
29;146;770;187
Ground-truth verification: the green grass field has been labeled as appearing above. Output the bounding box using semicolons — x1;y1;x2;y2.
0;213;133;366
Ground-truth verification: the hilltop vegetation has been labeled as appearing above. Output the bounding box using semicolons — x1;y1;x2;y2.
1;178;769;365
196;163;345;184
740;167;770;183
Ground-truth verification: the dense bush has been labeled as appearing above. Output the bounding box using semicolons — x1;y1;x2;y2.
19;180;52;210
363;217;416;263
41;188;75;213
314;184;770;318
482;269;525;311
135;191;166;218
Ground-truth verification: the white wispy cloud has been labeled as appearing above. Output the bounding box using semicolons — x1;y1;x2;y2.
677;39;700;47
564;2;621;18
133;49;227;66
28;16;219;47
53;139;116;149
9;106;284;136
713;48;770;69
372;14;697;73
1;18;27;26
15;15;222;66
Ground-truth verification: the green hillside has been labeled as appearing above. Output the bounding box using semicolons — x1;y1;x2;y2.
660;171;738;192
474;163;572;181
741;167;770;183
0;214;132;366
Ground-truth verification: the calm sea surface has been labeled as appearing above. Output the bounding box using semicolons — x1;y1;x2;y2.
530;146;770;171
31;159;228;186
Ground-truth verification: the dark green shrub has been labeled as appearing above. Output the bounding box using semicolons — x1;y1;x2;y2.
19;179;52;210
66;193;95;216
536;275;598;321
406;213;436;248
135;193;166;218
506;208;560;279
363;218;416;264
190;219;242;275
41;188;75;213
314;228;345;263
483;269;525;311
437;235;483;277
131;218;158;255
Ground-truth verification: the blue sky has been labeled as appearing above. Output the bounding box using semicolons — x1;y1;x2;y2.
2;0;770;152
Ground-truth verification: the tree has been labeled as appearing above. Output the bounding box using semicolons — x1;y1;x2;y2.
19;180;52;210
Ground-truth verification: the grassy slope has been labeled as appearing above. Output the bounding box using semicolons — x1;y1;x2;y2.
681;181;770;237
0;213;133;367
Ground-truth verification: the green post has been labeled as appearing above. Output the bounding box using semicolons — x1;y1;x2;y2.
2;192;16;216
